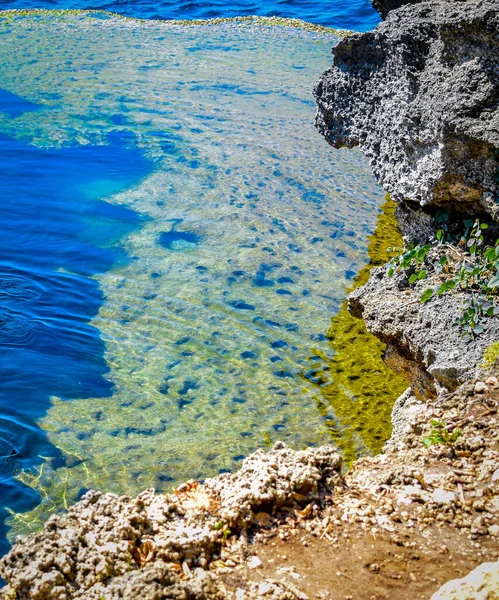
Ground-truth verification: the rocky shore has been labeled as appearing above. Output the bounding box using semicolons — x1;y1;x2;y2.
1;0;499;598
1;369;498;599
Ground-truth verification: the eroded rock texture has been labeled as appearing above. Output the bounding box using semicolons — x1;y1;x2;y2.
371;0;425;20
314;0;499;218
348;260;499;393
430;560;499;600
0;443;341;599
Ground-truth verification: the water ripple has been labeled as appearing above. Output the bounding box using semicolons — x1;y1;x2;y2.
0;275;42;301
0;312;35;347
0;0;380;31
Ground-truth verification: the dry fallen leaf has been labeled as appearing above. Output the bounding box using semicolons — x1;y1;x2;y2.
174;481;219;513
296;503;314;519
131;540;155;567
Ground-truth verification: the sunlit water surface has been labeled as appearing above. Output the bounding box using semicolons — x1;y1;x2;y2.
0;12;390;548
1;0;381;31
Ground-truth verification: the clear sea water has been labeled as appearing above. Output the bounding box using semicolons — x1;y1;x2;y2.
0;4;387;556
1;0;381;31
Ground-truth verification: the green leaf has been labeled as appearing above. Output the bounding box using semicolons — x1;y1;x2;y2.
439;255;448;266
437;280;456;295
387;267;394;278
473;324;484;334
409;273;418;284
437;230;443;241
418;270;427;280
422;437;433;448
481;223;489;230
421;289;434;303
484;247;495;261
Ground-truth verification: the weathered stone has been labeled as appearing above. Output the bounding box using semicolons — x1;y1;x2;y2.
430;560;499;599
386;388;424;450
348;261;499;391
371;0;426;20
205;441;342;528
314;0;499;219
0;443;341;599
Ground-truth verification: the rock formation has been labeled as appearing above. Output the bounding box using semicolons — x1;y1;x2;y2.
0;443;342;599
370;0;424;20
315;0;499;394
430;560;499;600
314;0;499;219
349;260;499;393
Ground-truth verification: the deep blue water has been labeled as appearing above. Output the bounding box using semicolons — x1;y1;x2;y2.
0;116;151;554
1;0;381;31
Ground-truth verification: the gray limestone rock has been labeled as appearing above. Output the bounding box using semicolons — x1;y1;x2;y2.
348;261;499;391
205;441;342;527
314;0;499;218
385;388;424;450
371;0;426;19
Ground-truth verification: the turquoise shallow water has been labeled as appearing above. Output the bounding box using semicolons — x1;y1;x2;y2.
0;12;386;548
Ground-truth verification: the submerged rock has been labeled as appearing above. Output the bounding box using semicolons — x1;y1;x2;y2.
314;0;499;219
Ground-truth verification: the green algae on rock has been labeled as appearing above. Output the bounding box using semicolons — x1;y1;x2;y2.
304;199;408;464
0;9;352;36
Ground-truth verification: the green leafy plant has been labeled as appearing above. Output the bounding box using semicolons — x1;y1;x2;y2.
387;244;430;281
214;520;231;542
388;214;499;338
422;420;462;448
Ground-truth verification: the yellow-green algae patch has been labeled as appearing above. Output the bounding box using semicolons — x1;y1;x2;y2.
304;199;408;465
482;341;499;369
0;11;385;538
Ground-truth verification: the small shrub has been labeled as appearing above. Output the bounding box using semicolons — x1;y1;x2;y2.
422;420;462;448
388;216;499;338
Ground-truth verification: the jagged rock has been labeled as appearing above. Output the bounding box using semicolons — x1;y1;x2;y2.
348;261;499;391
205;441;342;527
314;0;499;219
371;0;425;19
430;560;499;599
373;0;440;19
385;388;424;450
0;443;341;599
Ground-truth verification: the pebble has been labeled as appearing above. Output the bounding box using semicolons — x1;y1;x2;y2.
258;583;274;596
474;381;488;393
432;489;455;504
246;555;262;569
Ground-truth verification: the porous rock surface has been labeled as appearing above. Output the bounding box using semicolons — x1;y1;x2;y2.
370;0;426;20
348;258;499;393
0;442;342;599
314;0;499;218
430;560;499;599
